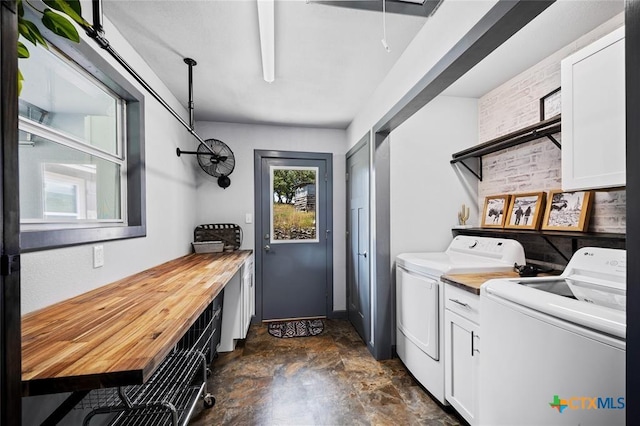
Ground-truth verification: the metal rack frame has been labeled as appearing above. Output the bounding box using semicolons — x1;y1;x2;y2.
450;115;561;180
78;296;223;426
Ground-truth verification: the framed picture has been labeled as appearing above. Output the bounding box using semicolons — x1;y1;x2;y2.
505;192;546;230
481;194;510;228
542;190;593;232
540;87;561;121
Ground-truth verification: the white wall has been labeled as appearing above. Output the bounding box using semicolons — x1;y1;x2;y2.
347;0;497;147
194;121;348;311
21;15;200;425
21;16;199;315
390;96;479;260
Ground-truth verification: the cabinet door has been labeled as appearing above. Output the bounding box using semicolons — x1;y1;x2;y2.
241;267;251;336
561;26;625;191
445;309;480;425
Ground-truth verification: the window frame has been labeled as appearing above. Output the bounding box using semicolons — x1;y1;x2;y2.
19;36;146;252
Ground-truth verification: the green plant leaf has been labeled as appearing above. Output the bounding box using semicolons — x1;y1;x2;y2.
18;68;24;97
18;41;29;59
19;18;48;48
18;20;37;45
43;0;89;28
42;9;80;43
17;0;24;17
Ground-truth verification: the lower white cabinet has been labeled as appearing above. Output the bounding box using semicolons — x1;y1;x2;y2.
445;285;480;425
241;254;255;337
219;254;254;352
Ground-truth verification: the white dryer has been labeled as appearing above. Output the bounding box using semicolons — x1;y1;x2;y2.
395;235;525;405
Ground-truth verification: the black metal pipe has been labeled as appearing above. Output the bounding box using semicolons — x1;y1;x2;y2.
41;391;90;426
92;0;104;35
184;58;197;129
86;0;213;154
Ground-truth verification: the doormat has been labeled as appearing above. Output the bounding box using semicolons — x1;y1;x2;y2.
267;319;324;338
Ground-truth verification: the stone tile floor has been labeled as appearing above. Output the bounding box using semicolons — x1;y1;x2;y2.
190;319;462;425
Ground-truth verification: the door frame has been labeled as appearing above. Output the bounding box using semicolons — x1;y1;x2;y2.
254;150;334;322
346;134;371;346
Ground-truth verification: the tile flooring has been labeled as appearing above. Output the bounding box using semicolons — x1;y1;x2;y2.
189;319;462;425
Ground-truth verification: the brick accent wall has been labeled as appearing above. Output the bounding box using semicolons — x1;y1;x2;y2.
477;14;625;240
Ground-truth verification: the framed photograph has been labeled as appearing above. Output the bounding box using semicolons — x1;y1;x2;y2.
540;87;561;121
505;192;546;230
542;190;593;232
481;194;511;228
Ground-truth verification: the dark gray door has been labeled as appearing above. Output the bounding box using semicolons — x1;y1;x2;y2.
255;151;333;321
347;139;370;344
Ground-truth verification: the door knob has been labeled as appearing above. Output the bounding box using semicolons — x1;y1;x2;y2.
264;245;271;252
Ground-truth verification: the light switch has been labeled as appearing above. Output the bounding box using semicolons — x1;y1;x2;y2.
245;213;253;224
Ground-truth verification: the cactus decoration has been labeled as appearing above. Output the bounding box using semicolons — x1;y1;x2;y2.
458;204;470;226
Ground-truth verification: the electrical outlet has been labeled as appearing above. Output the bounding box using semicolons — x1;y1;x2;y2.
245;213;253;224
93;245;104;268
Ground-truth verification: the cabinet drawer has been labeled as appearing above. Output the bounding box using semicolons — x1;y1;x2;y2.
445;284;480;324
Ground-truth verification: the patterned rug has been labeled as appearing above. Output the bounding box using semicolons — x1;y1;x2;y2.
267;319;324;338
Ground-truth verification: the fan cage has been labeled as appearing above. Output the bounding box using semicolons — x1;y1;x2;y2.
197;139;235;178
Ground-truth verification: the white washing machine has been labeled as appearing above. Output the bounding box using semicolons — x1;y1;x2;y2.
395;235;525;405
480;247;626;426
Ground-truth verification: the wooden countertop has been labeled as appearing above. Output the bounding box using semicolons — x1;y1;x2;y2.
441;272;524;295
21;250;252;397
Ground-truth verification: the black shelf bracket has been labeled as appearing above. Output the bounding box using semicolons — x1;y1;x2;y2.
455;156;482;180
546;133;561;149
450;115;562;181
540;235;570;263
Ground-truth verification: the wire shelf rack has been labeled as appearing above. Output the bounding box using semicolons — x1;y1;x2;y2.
78;297;222;426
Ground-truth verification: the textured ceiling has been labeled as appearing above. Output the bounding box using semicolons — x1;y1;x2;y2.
103;0;427;129
444;0;624;98
103;0;624;130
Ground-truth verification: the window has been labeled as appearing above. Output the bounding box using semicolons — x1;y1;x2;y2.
270;166;319;243
19;39;145;251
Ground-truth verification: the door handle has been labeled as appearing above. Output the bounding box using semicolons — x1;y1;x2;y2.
472;331;480;356
264;245;271;252
358;251;367;258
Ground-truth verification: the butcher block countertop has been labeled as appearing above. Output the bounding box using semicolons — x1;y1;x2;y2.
441;272;524;295
21;250;252;397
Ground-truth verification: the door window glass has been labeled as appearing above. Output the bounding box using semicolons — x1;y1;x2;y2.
270;166;318;243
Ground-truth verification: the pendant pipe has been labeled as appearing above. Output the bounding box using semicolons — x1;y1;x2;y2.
86;0;213;155
184;58;197;129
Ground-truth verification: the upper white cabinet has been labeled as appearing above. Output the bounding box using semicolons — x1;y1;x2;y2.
561;26;625;191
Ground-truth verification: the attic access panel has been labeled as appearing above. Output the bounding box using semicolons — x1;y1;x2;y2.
314;0;442;17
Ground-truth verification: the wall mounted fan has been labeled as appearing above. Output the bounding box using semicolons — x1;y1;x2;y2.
176;138;236;188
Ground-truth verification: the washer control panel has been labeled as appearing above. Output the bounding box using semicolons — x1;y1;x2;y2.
448;236;525;263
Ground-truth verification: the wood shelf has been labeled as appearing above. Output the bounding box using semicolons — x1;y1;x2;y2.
450;115;562;180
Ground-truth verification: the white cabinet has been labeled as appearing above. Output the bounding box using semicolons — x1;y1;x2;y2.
240;254;255;337
561;26;625;191
445;284;480;425
219;254;254;352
